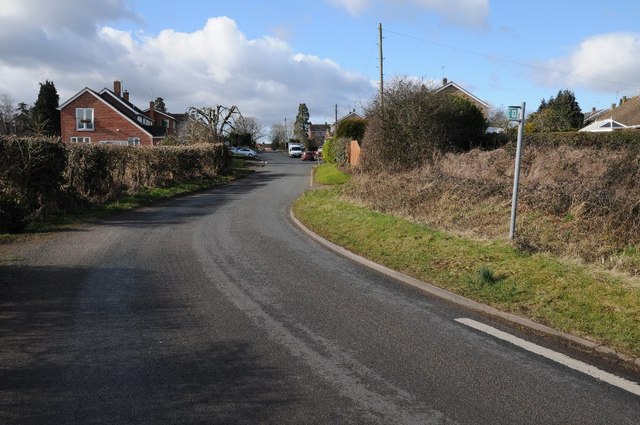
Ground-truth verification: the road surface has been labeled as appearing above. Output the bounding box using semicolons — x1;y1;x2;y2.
1;152;639;424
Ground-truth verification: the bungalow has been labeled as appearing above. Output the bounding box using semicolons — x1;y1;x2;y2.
327;110;364;139
580;96;640;132
435;77;490;118
58;81;176;146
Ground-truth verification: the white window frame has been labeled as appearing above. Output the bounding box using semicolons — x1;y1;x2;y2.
75;108;94;130
70;136;91;143
127;137;140;146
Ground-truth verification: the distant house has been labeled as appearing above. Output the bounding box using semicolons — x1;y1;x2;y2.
308;123;331;144
435;77;490;118
579;118;628;132
581;96;640;132
326;110;365;140
58;81;176;146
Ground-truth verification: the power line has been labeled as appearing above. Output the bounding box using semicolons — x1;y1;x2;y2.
382;28;639;91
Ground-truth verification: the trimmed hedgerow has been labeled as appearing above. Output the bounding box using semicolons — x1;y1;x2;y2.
0;137;230;232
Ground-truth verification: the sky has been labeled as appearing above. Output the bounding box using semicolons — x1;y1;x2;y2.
2;0;640;130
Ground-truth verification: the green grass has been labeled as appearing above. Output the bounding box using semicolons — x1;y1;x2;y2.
314;163;351;185
293;188;640;359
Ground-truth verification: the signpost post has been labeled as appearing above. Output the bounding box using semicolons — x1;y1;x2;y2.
509;103;526;240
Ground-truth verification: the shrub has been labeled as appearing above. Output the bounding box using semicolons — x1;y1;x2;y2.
336;118;366;142
323;137;349;165
360;77;488;173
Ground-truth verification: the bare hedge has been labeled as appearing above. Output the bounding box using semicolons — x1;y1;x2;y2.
0;137;230;232
345;138;640;271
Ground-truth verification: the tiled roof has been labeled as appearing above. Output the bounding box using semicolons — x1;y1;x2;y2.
586;96;640;126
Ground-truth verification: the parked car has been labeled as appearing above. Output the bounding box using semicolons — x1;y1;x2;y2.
233;147;258;158
301;151;318;161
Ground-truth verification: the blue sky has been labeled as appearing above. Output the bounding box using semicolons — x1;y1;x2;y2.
2;0;640;128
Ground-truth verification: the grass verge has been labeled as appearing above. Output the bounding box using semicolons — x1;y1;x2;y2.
293;187;640;359
314;163;351;185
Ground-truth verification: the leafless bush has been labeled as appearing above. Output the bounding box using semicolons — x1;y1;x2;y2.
359;77;487;173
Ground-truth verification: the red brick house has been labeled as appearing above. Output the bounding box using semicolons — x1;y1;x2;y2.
58;81;176;146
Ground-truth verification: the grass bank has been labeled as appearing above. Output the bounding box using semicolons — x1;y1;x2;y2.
292;166;640;360
314;163;352;185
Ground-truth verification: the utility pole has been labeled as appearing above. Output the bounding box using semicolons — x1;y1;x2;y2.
379;23;384;108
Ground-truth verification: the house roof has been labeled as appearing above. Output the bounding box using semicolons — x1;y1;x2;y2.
435;80;490;110
336;111;364;123
142;108;177;121
583;96;640;127
309;123;330;131
99;89;150;124
58;87;154;139
579;118;628;132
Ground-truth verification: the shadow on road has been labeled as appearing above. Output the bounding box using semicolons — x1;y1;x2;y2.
0;264;299;424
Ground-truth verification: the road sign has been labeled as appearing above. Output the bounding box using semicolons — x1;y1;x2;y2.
507;106;521;121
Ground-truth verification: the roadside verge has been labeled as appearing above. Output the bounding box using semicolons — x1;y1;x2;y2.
290;208;640;373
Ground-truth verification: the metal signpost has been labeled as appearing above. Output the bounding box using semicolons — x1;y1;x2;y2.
509;102;526;240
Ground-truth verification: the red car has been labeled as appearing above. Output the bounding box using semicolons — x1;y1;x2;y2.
301;151;318;161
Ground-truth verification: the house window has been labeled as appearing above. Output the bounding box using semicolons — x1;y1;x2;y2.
127;137;140;146
75;108;94;130
70;136;91;143
162;119;169;127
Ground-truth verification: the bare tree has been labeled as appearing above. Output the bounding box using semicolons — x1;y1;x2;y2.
269;123;289;150
235;116;265;142
0;94;15;135
185;105;242;143
487;107;510;132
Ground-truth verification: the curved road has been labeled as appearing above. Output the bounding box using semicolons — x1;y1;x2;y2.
1;152;639;424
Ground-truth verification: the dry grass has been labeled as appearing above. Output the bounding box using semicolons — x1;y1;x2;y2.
344;144;640;275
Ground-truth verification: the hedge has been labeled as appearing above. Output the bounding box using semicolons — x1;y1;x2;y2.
0;137;230;232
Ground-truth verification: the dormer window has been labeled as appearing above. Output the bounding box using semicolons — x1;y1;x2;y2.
76;108;94;130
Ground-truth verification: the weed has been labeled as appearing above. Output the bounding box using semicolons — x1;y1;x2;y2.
477;266;499;286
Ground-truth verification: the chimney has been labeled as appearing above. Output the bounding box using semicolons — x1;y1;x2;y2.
123;90;129;102
149;101;155;124
612;103;616;109
114;80;122;97
592;107;596;113
442;77;448;86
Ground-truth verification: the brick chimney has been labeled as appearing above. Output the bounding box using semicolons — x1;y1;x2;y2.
149;101;155;124
123;90;129;102
442;77;448;86
114;80;122;97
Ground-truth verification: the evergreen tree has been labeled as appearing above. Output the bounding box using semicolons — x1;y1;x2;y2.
153;97;167;113
32;80;60;136
293;103;310;142
530;89;583;132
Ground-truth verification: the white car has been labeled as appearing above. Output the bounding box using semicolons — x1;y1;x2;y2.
233;147;258;158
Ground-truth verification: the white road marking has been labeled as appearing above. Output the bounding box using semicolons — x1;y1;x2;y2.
455;318;640;397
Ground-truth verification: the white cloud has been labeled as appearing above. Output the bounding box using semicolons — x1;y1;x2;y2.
328;0;489;28
327;0;372;15
0;10;375;126
539;33;640;95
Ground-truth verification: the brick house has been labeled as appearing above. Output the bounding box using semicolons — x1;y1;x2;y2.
58;81;176;146
307;123;331;145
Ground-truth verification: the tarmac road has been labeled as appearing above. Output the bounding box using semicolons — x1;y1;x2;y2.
1;151;639;424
